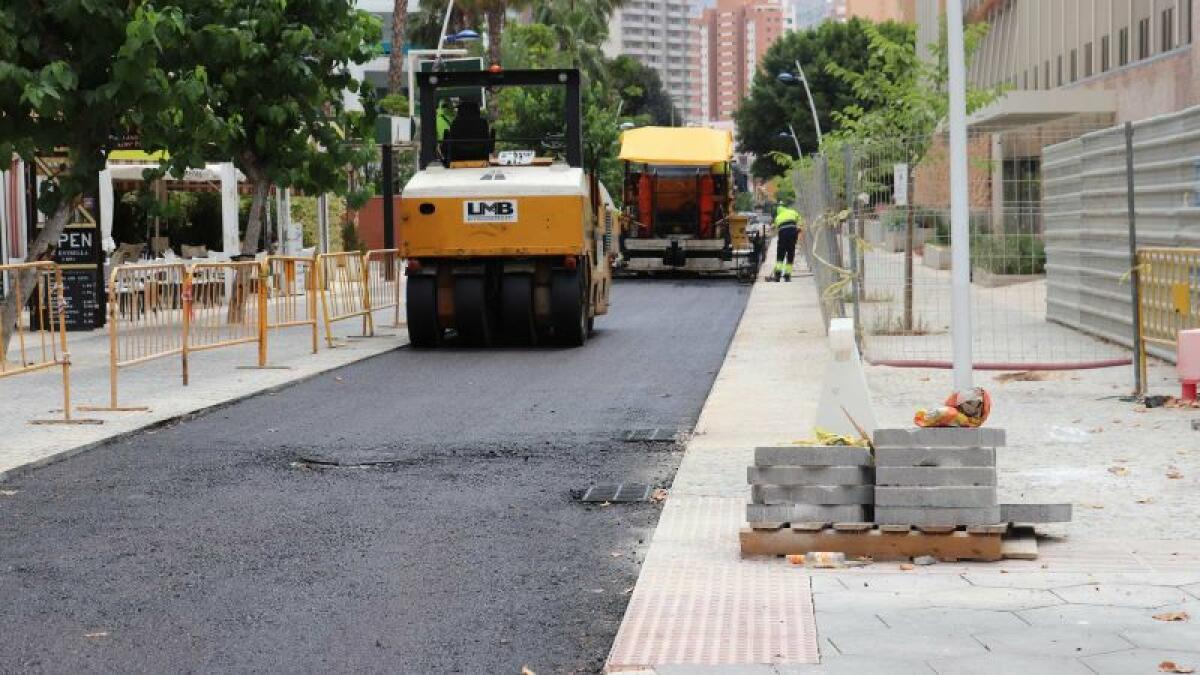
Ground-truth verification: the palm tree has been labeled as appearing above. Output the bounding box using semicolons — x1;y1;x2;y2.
454;0;540;67
389;1;408;94
533;0;624;83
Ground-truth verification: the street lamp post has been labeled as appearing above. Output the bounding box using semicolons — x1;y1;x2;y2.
946;0;974;390
436;0;456;59
777;60;823;147
778;127;802;157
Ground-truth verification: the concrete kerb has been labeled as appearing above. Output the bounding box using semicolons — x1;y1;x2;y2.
0;341;407;482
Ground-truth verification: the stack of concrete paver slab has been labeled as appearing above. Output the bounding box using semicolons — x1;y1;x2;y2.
872;427;1004;527
747;446;874;524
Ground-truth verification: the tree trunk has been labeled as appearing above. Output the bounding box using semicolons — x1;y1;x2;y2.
228;174;270;324
388;0;407;95
1;202;73;355
240;177;271;256
486;8;503;67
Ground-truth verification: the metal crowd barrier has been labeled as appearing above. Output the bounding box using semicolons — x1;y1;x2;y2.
317;252;374;347
1136;247;1200;382
260;255;319;366
81;262;189;412
76;250;400;414
0;262;99;424
186;261;262;375
364;248;403;329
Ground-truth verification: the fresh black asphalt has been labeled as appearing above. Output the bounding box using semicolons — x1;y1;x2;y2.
0;279;750;674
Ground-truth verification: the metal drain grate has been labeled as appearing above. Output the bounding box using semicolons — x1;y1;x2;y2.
623;428;678;443
581;483;653;503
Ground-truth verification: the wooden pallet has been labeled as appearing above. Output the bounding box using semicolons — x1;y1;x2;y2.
740;521;1019;562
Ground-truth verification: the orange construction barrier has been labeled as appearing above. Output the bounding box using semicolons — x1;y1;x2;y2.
364;248;403;329
317;252;374;347
0;262;100;424
260;255;319;366
185;260;263;376
81;262;188;412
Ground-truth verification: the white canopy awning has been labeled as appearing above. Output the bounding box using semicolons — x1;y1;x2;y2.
99;161;246;256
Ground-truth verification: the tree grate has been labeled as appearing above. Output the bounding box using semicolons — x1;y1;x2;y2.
580;483;653;503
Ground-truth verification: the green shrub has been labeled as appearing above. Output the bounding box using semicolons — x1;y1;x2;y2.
881;208;907;231
970;234;1045;275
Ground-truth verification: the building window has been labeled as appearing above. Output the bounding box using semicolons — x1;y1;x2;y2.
1056;54;1063;86
1101;35;1111;71
1138;17;1150;59
1043;61;1050;88
1023;70;1028;89
1070;48;1077;82
1084;42;1093;77
1032;67;1038;89
1189;0;1194;44
1119;27;1129;65
1163;7;1175;51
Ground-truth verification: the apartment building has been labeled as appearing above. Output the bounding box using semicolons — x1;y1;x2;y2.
783;0;833;31
692;0;786;124
603;1;699;124
832;0;920;23
965;0;1197;123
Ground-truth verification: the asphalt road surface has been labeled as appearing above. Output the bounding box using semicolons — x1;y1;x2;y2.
0;279;750;674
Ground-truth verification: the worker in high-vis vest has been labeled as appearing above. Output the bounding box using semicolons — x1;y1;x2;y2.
771;203;802;282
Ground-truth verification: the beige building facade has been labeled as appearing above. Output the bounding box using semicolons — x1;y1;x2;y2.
603;1;700;124
965;0;1198;123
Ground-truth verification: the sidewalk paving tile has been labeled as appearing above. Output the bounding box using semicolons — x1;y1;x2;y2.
813;590;933;614
1184;582;1200;600
823;628;987;659
1081;648;1200;674
1052;583;1195;608
923;587;1064;611
876;607;1027;632
1083;573;1200;587
807;575;848;593
926;653;1095;675
812;611;888;638
1119;626;1200;652
835;573;972;593
962;572;1100;590
775;655;935;674
972;625;1134;656
1017;603;1197;629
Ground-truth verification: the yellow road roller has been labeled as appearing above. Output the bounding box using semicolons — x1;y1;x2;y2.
399;68;616;347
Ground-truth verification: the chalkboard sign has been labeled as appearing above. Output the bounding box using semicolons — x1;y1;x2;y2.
54;224;103;331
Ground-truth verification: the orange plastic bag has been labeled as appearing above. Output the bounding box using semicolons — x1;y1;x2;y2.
913;387;992;428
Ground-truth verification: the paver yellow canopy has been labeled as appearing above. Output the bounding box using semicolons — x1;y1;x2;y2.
399;68;617;347
618;126;734;166
617;126;757;276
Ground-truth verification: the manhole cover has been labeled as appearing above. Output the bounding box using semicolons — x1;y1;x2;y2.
623;428;678;443
581;483;653;503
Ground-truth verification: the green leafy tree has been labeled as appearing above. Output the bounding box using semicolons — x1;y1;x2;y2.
606;55;678;126
0;2;208;350
827;20;995;147
494;24;622;202
735;18;912;179
825;19;997;330
160;0;382;255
